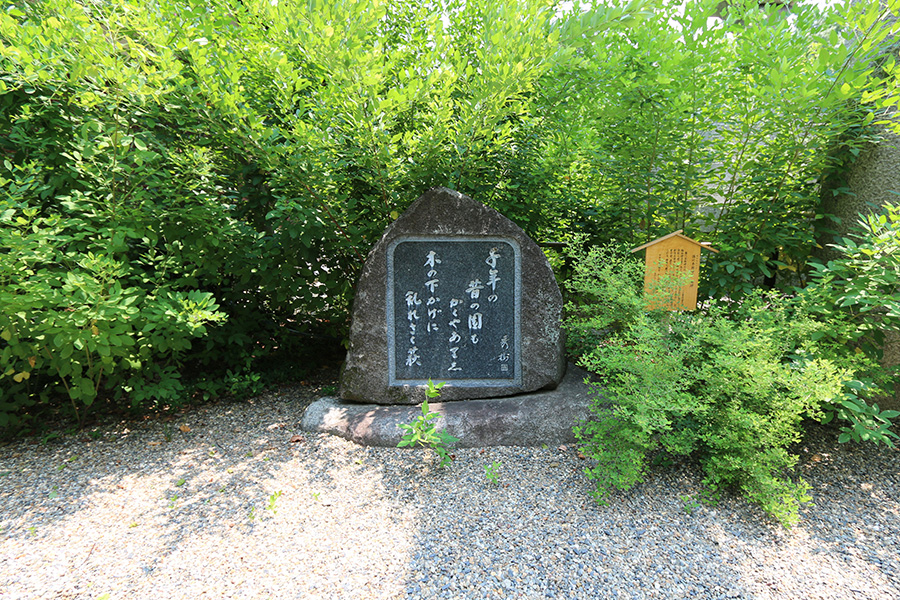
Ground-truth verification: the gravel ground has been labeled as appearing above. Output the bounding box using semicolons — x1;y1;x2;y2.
1;382;898;600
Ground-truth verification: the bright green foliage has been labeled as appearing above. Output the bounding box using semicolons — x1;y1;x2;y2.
803;202;900;354
397;380;458;467
1;0;899;431
0;205;225;428
0;0;638;429
0;2;245;427
799;202;900;446
827;380;900;447
266;490;283;516
541;0;900;299
484;461;502;484
566;244;896;527
562;239;649;358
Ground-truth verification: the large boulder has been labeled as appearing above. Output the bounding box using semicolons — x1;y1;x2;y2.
340;187;565;404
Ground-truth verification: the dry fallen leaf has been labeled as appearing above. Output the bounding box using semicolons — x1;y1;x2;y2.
148;441;161;446
179;425;191;433
289;434;305;443
577;451;587;460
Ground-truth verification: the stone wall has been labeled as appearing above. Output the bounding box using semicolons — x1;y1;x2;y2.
819;128;900;409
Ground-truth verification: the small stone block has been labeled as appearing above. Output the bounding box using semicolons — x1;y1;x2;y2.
306;365;598;447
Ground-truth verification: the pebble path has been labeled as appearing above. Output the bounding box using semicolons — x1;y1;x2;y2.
1;384;898;600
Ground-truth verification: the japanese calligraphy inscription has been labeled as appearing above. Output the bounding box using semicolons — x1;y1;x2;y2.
387;237;522;387
340;187;564;405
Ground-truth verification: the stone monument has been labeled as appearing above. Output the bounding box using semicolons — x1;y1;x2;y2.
340;187;566;405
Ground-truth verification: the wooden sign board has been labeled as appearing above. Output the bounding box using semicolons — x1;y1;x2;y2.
631;230;717;311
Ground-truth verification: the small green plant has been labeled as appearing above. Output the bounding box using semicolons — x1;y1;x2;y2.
681;494;701;515
266;490;282;515
248;506;256;521
397;380;458;468
175;478;186;487
311;491;321;502
40;432;60;446
168;495;178;509
484;461;502;484
322;385;338;396
223;369;265;400
162;424;173;443
48;486;59;499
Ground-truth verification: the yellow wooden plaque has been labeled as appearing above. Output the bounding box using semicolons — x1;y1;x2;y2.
631;230;717;311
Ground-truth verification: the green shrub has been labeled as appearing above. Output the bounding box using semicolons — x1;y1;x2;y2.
573;307;839;527
565;244;896;527
803;202;900;356
798;202;900;444
0;199;226;430
562;240;648;357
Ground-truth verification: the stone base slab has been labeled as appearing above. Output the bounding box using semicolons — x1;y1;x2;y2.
301;364;600;447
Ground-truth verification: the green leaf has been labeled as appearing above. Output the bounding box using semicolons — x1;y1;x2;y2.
79;378;95;401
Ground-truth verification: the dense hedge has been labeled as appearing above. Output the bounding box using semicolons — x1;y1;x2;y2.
1;0;897;431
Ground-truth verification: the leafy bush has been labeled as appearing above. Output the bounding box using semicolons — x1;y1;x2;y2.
798;202;900;444
803;202;900;357
1;0;898;433
565;244;896;527
562;240;648;357
0;202;226;430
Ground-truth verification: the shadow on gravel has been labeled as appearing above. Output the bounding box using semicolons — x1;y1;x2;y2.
377;421;900;600
1;397;299;535
1;396;898;600
0;388;351;555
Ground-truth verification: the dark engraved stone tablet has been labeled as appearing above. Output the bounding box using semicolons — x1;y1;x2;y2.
387;237;521;386
340;187;565;404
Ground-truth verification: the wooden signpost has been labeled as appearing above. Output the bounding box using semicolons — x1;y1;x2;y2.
631;230;717;311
